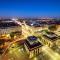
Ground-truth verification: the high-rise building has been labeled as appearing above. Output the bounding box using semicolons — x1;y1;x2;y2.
24;36;43;58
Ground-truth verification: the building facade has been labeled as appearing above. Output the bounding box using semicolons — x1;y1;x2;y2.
24;36;43;58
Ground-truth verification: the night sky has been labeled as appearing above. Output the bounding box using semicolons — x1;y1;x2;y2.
0;0;60;17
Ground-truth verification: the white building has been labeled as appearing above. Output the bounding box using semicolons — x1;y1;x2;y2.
0;20;22;35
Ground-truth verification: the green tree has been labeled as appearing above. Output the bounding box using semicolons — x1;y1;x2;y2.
48;25;57;32
10;32;15;39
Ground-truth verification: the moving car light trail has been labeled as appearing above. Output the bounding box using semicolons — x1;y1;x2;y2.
1;18;60;60
1;18;34;59
12;18;34;37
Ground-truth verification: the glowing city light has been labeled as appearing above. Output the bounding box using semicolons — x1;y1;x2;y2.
42;46;60;60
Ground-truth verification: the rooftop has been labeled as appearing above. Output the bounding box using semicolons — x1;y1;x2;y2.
25;36;43;51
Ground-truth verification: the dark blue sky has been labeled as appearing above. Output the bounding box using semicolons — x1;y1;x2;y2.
0;0;60;17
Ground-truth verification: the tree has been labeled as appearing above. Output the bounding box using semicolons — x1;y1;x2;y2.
48;25;57;32
0;39;5;45
10;32;15;39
